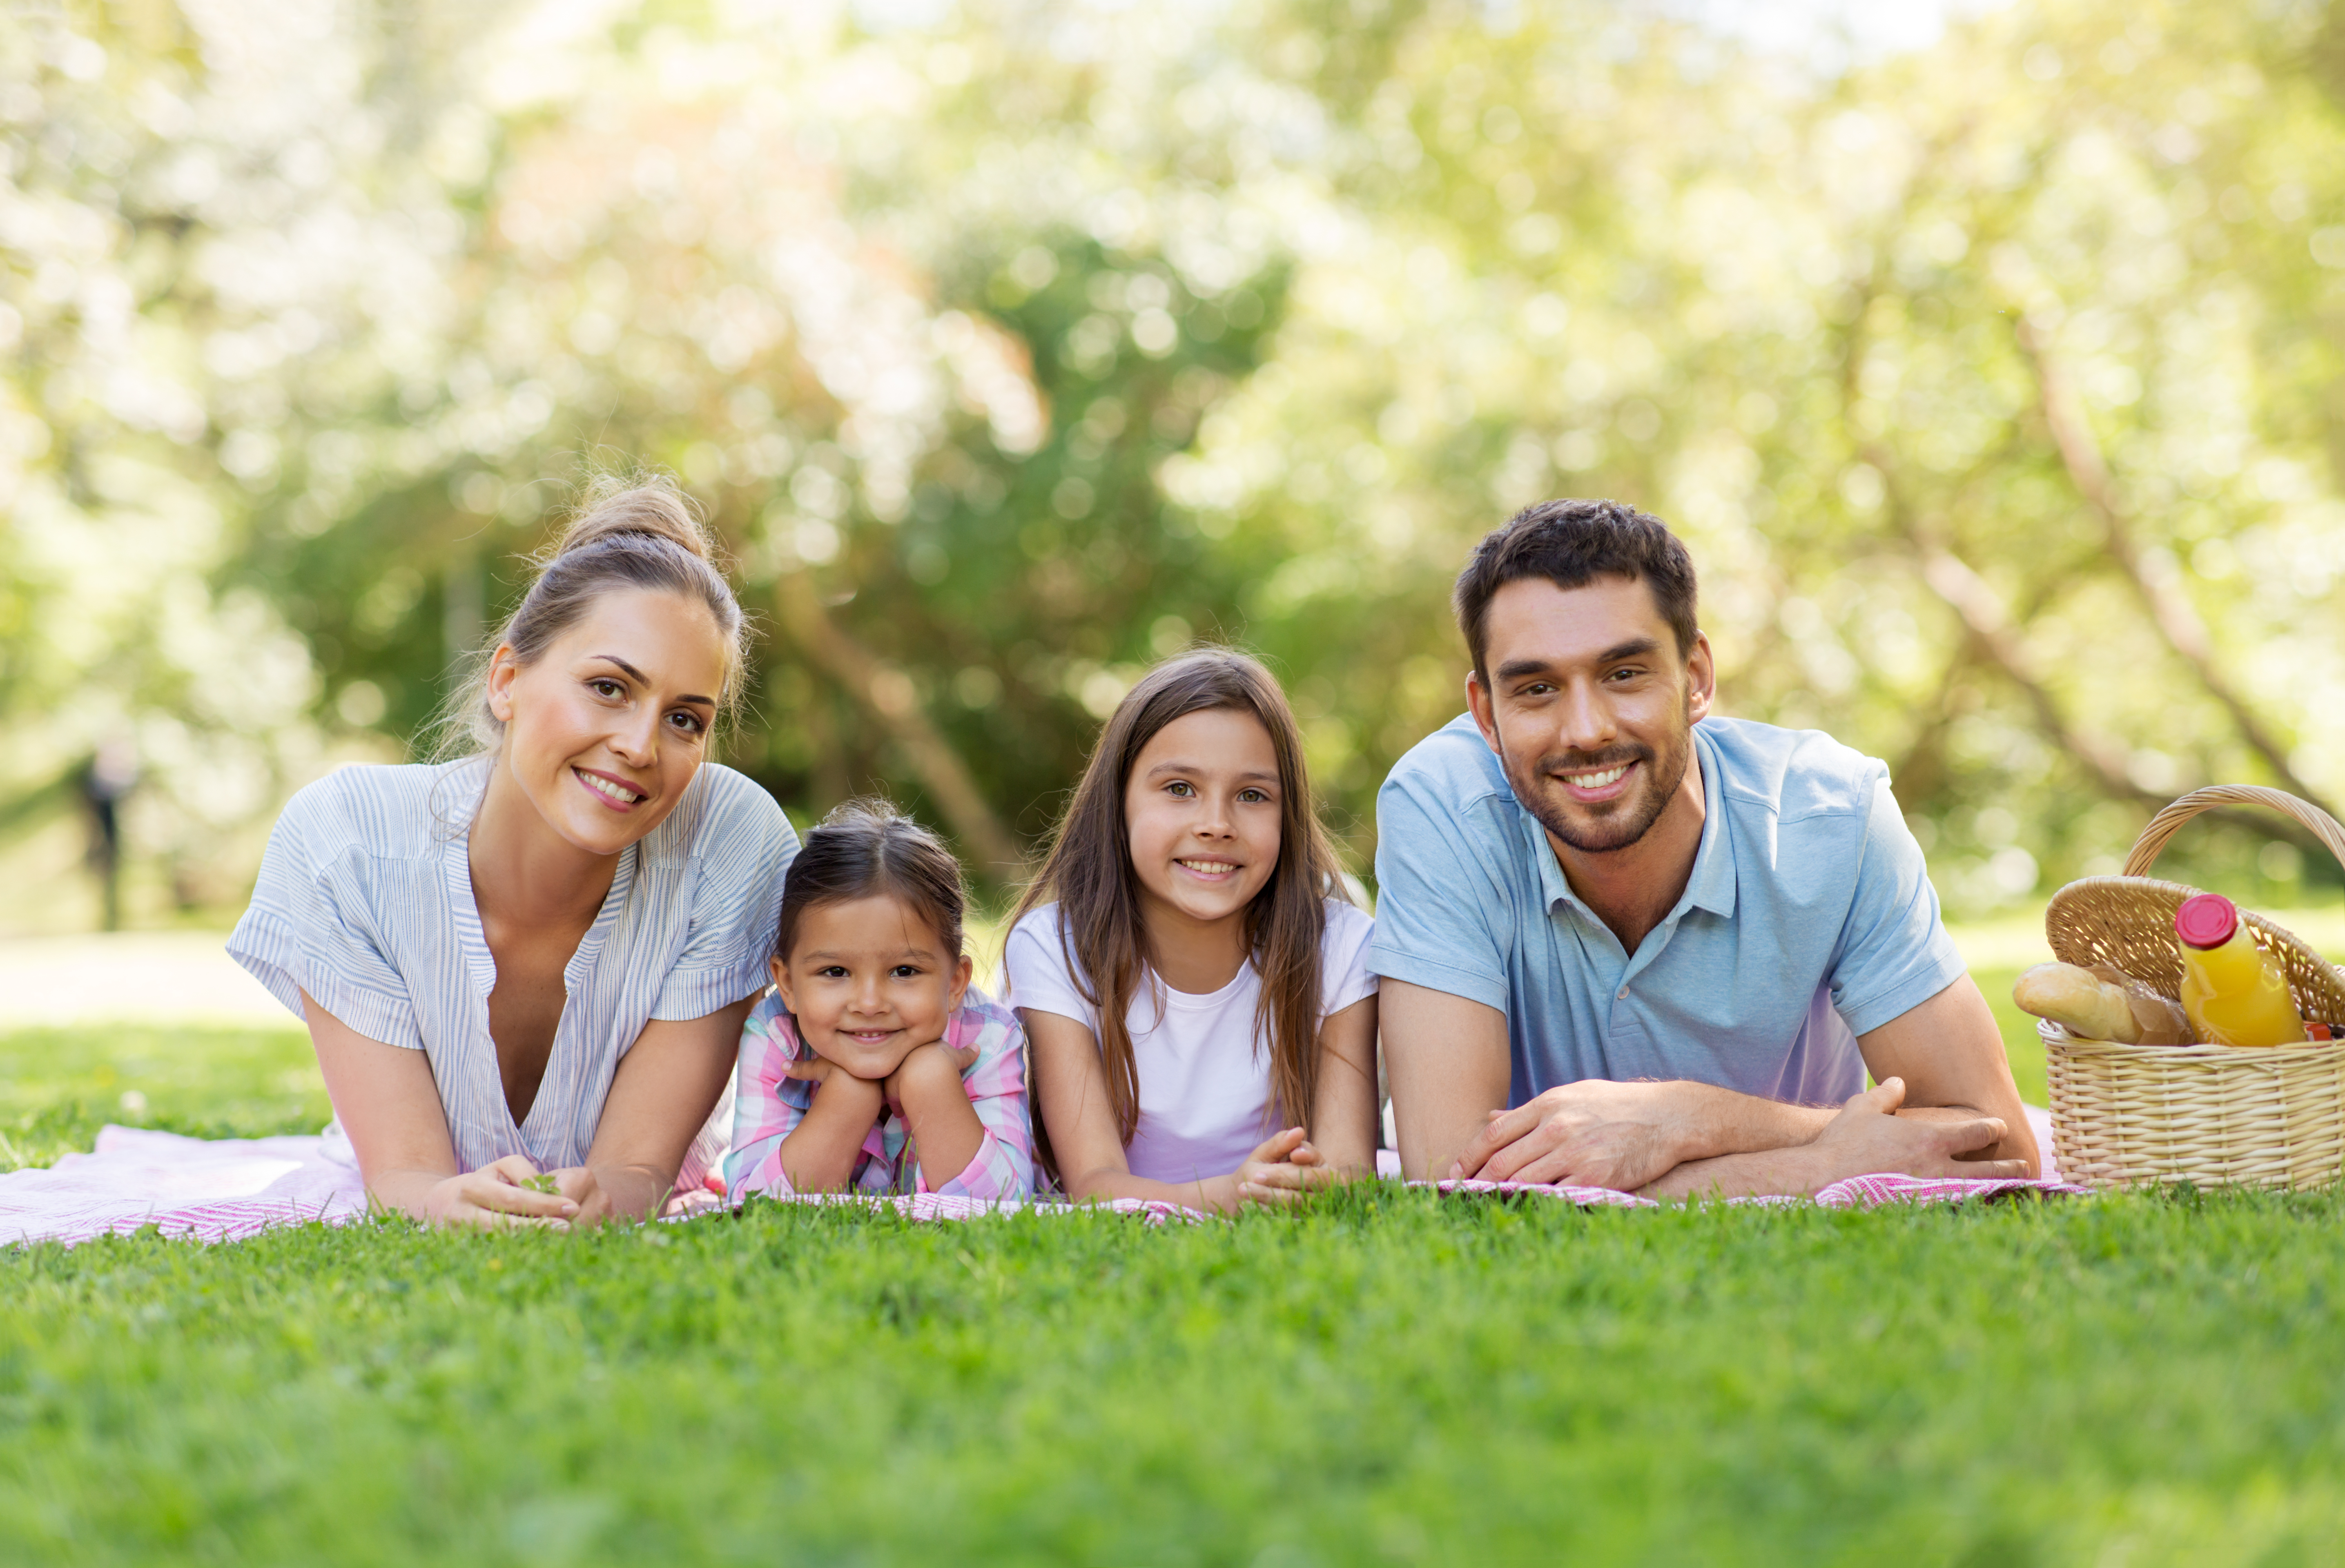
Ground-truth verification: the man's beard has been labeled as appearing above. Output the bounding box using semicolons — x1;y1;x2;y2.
1502;722;1692;856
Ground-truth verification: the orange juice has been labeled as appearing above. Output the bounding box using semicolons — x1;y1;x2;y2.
2174;893;2306;1049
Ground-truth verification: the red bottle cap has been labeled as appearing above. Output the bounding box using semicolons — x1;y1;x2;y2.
2175;893;2239;950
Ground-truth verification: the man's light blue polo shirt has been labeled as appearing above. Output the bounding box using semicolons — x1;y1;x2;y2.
1367;714;1967;1108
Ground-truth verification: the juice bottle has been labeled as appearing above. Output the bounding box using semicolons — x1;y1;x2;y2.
2174;893;2306;1048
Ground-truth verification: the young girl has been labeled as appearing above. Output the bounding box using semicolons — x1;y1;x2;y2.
1004;648;1379;1213
725;801;1032;1203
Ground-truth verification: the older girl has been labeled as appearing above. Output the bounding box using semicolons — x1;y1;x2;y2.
229;478;795;1227
1004;649;1378;1213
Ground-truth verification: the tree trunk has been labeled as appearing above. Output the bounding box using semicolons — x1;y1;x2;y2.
2014;316;2338;820
770;570;1024;876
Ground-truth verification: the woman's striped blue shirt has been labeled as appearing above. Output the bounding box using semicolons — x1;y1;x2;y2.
227;757;796;1186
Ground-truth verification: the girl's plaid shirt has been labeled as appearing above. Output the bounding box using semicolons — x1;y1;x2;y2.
722;986;1034;1203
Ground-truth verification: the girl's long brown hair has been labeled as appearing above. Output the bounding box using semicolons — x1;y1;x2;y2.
1012;648;1353;1159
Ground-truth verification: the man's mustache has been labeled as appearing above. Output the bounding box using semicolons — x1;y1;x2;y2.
1536;744;1653;779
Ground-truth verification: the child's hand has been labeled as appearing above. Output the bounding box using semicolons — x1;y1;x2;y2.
783;1052;839;1085
800;1033;926;1082
1233;1127;1344;1209
879;1038;976;1118
800;1027;972;1085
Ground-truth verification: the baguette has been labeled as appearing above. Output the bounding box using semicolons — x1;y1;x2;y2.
2012;961;2195;1045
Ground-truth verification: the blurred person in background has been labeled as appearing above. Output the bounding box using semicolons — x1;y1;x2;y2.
227;477;797;1227
79;737;138;933
1373;499;2039;1198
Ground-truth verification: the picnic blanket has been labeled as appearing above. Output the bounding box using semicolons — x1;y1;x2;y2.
0;1123;370;1247
0;1105;2077;1247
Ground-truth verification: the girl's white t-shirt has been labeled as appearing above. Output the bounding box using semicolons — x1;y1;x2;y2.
1002;898;1378;1185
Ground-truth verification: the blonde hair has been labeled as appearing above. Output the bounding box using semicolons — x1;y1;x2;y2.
431;474;749;760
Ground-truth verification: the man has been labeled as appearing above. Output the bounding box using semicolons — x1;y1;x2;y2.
1371;499;2037;1197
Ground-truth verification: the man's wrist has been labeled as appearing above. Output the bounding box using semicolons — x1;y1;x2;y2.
1656;1080;1731;1164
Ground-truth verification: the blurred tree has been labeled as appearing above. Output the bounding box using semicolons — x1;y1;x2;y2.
7;0;2345;920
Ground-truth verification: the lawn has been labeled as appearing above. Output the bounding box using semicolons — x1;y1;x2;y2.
6;969;2345;1565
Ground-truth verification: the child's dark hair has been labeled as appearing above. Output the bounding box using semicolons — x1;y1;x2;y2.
775;799;967;963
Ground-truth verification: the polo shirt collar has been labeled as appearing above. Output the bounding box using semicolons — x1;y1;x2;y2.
1524;723;1738;922
1681;725;1737;920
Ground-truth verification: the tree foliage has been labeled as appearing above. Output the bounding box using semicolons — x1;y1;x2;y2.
7;0;2345;914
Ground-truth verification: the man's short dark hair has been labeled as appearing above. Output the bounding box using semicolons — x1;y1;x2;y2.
1453;498;1699;679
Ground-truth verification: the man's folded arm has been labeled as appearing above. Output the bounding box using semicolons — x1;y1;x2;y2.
1854;974;2040;1176
1379;977;1512;1180
1641;1074;2029;1198
1642;978;2040;1197
1383;971;2039;1194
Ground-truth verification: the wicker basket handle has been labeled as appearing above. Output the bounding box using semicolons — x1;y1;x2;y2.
2121;784;2345;879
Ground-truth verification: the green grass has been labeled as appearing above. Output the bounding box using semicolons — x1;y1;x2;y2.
7;1187;2345;1564
0;1024;328;1172
6;980;2343;1564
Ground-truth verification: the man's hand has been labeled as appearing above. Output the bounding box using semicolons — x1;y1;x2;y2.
1797;1077;2029;1187
1448;1079;1692;1190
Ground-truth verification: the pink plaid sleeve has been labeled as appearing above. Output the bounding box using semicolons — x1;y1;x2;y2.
724;994;811;1203
919;989;1034;1201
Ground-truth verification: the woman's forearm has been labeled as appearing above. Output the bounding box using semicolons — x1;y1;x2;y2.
580;1000;761;1216
360;1165;462;1223
575;1160;680;1223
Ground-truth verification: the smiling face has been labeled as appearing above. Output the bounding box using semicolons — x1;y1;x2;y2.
1466;573;1714;855
1121;705;1284;939
771;894;972;1079
486;586;727;858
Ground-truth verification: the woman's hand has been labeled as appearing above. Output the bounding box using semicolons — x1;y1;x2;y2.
538;1163;686;1225
420;1154;580;1229
1232;1127;1347;1209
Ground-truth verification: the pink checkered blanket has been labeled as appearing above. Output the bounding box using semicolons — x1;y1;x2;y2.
1;1112;2080;1246
0;1124;369;1247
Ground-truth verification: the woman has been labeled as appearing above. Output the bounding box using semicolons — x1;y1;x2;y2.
229;478;796;1227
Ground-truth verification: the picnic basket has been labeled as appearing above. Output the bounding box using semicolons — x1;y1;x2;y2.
2039;784;2345;1191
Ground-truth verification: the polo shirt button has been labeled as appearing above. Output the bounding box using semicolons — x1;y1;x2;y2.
1616;986;1628;999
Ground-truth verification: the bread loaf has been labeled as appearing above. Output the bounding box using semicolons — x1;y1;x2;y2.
2012;962;2195;1045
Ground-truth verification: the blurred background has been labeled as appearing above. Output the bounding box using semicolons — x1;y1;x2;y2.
7;0;2345;936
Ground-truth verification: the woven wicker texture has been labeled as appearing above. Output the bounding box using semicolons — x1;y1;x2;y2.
2039;784;2345;1191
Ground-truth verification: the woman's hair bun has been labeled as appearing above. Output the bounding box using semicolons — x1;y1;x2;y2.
550;474;718;565
426;462;750;768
